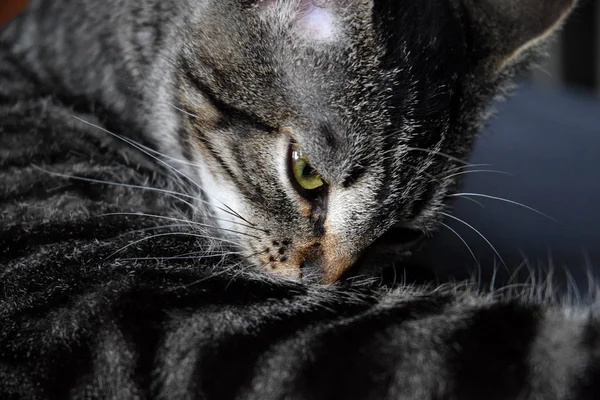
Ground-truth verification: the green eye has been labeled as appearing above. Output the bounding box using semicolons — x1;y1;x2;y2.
291;145;324;191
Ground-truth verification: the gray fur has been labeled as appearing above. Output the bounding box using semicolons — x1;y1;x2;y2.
4;2;600;398
0;0;576;283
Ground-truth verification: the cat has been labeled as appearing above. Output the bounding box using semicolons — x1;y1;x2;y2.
0;0;578;284
3;0;600;398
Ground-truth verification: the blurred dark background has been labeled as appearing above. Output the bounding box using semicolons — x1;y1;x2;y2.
416;0;600;291
533;0;599;94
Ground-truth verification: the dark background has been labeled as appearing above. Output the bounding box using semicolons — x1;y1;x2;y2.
416;0;600;290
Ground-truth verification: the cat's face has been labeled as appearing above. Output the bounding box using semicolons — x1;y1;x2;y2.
175;0;575;283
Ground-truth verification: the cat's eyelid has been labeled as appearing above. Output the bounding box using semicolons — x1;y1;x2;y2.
281;127;298;142
183;69;276;133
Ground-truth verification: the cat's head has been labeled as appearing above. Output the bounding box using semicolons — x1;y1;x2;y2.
174;0;575;283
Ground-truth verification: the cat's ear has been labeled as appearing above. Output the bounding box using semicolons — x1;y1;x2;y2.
462;0;576;71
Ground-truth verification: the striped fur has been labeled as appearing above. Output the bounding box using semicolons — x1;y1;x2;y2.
0;0;578;283
0;92;599;398
2;32;600;400
1;0;598;398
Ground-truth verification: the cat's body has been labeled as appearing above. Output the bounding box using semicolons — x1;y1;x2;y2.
2;0;600;398
1;97;600;398
1;96;600;398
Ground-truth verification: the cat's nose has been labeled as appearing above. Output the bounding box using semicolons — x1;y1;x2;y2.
297;243;355;284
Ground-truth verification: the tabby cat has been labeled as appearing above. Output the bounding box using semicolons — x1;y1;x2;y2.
2;0;599;399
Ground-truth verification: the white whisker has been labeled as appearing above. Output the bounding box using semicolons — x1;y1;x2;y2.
32;165;199;202
445;169;511;180
439;221;478;266
440;211;508;270
121;134;204;169
117;223;197;236
449;193;560;224
402;163;438;181
444;163;492;174
101;212;261;240
167;102;200;119
104;231;242;261
181;261;251;289
71;116;251;224
453;195;485;209
404;146;473;166
212;217;269;233
117;252;242;262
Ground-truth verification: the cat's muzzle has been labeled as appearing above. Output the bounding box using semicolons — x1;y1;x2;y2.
296;226;425;283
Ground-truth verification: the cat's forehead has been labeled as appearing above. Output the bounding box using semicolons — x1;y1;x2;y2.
189;0;464;147
255;2;389;149
256;0;343;43
194;0;383;108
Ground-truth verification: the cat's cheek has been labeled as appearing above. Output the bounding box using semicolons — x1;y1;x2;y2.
195;162;246;233
326;188;376;236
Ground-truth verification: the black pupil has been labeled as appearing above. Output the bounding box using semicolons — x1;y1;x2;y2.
302;163;315;177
